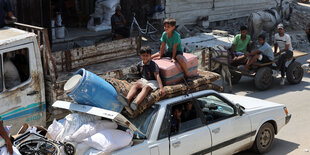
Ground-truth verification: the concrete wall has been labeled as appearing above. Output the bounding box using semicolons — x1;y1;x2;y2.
164;0;276;24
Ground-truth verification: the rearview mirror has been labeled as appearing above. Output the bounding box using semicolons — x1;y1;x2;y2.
235;104;245;116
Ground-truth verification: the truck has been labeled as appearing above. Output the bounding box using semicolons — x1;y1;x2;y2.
0;23;140;133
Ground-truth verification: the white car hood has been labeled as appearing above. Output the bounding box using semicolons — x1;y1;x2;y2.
221;93;283;111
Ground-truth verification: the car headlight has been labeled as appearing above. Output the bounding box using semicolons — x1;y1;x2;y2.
284;107;289;115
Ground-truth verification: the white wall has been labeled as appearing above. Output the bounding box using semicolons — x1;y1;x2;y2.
164;0;277;24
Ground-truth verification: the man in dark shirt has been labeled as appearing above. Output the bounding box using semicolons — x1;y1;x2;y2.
181;102;196;122
0;0;16;28
110;5;129;39
124;46;165;111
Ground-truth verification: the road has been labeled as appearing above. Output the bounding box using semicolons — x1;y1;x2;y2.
227;53;310;155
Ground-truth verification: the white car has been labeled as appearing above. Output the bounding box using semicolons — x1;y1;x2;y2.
53;90;291;155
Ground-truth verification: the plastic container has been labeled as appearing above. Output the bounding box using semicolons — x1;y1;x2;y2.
64;68;123;112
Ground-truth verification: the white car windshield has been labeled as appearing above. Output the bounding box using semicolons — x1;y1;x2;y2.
129;105;159;138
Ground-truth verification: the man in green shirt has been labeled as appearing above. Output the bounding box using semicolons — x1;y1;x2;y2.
0;116;13;155
231;26;251;64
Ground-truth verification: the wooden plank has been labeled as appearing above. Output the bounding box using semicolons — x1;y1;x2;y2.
253;50;308;67
54;50;137;72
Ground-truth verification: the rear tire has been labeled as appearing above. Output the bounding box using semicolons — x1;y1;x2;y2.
254;67;273;90
251;122;275;154
286;62;303;84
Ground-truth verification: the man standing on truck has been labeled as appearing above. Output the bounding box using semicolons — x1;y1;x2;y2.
0;0;17;28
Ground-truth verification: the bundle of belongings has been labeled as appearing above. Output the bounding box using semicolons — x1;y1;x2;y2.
47;113;133;155
107;69;221;118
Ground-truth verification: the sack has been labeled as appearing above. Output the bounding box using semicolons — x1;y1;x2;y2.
76;142;91;155
84;148;103;155
62;113;100;142
0;146;21;155
47;119;64;140
70;120;118;143
82;129;133;152
0;126;11;147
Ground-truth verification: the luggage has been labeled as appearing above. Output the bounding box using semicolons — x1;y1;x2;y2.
153;53;198;85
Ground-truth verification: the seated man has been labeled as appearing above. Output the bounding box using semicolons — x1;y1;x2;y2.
230;26;251;65
111;5;129;39
181;102;196;122
274;24;293;85
4;54;21;89
243;34;274;70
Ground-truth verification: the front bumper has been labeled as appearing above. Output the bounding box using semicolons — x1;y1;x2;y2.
285;114;292;124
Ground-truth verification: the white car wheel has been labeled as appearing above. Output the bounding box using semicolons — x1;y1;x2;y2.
252;122;275;154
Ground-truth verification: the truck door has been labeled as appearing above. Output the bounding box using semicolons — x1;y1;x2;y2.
0;43;45;133
167;101;212;155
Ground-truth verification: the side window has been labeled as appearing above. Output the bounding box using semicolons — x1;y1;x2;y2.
170;101;203;135
197;94;235;124
3;49;30;90
158;101;204;139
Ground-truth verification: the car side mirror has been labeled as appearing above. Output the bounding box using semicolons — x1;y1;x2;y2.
235;104;245;116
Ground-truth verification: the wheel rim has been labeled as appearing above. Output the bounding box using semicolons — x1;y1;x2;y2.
262;71;272;85
18;140;59;155
292;66;303;80
259;128;272;148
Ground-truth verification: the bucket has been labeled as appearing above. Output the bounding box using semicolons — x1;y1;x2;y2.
56;26;65;39
64;68;123;112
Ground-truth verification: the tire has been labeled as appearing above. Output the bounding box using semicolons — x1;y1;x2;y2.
17;139;60;155
254;67;273;90
230;71;242;84
251;122;275;154
286;62;303;84
64;142;76;155
149;21;162;41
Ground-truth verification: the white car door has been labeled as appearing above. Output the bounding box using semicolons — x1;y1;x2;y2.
196;94;252;155
165;101;212;155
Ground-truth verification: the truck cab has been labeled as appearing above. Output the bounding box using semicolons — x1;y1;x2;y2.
0;27;46;132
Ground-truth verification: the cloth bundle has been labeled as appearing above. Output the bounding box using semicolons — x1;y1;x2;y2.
107;70;221;118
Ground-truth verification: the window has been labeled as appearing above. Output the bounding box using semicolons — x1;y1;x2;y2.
1;48;30;91
158;101;204;139
196;94;235;124
129;105;159;138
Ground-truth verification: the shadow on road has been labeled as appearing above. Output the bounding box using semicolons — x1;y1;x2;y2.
228;70;310;100
237;138;299;155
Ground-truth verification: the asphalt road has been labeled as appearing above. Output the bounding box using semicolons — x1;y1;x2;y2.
226;53;310;155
